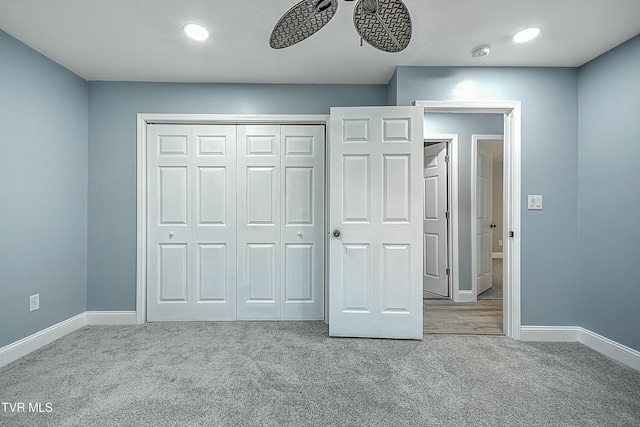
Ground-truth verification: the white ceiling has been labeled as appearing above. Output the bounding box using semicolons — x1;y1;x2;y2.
1;0;639;84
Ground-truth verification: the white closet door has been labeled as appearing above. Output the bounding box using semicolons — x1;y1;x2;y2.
147;125;193;321
148;124;237;321
281;125;324;320
237;125;282;320
191;125;237;320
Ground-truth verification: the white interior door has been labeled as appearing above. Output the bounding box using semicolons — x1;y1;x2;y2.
191;125;237;320
237;125;282;320
329;106;424;339
148;123;324;322
476;145;493;295
423;143;448;297
281;125;325;320
147;124;237;321
147;125;191;321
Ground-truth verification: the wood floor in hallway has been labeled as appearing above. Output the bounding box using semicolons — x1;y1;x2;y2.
423;299;503;335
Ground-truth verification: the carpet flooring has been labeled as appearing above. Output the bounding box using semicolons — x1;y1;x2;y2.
1;322;639;426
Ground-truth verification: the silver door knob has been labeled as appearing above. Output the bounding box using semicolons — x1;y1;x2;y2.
169;232;174;238
332;229;341;238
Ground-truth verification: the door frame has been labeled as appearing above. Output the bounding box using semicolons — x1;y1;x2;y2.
423;135;460;301
471;134;504;299
135;114;329;325
414;101;521;340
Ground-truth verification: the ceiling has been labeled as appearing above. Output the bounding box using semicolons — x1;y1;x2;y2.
1;0;639;84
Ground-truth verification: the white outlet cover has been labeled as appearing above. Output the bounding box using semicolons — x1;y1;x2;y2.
30;294;40;312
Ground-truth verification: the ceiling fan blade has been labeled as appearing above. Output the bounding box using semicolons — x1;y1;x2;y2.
353;0;412;53
270;0;339;49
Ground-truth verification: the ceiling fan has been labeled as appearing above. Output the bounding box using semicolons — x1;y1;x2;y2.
269;0;412;53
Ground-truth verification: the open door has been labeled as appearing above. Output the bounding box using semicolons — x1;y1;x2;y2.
423;143;449;297
328;106;424;339
476;144;493;295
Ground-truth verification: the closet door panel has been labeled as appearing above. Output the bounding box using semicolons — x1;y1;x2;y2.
192;125;237;320
281;125;325;320
237;125;282;320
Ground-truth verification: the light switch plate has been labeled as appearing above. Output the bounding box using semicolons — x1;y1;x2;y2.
528;195;543;210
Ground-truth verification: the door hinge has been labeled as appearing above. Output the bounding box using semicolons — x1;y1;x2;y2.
444;154;450;163
446;267;450;276
509;230;515;238
445;211;449;219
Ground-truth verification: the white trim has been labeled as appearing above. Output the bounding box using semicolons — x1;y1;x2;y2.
0;311;146;368
0;313;87;368
424;134;459;302
455;290;476;303
86;311;138;325
471;134;503;301
520;325;580;342
415;100;522;340
520;326;640;371
492;252;504;259
137;114;331;324
580;328;640;371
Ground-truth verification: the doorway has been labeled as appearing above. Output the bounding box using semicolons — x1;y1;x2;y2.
416;101;522;339
473;135;504;301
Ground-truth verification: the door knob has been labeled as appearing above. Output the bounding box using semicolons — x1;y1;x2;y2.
169;232;175;238
490;224;497;229
332;229;341;238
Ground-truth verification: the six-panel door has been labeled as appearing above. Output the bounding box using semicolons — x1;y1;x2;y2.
328;107;424;339
147;124;324;321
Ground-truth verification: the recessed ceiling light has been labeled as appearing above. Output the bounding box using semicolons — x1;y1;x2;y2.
183;23;209;41
513;27;541;43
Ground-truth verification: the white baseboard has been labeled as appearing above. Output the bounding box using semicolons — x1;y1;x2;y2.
0;311;138;368
492;252;504;259
520;326;580;342
0;313;87;368
86;311;137;325
453;290;476;303
579;328;640;371
520;326;640;371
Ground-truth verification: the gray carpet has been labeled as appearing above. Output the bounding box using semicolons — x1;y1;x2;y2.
1;322;639;426
478;258;503;300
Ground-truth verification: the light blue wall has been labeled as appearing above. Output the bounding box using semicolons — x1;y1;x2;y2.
578;35;640;351
0;31;88;348
393;67;580;326
386;69;398;106
423;113;503;291
87;82;387;310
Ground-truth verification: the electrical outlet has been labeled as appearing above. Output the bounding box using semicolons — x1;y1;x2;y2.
498;239;503;246
30;294;40;312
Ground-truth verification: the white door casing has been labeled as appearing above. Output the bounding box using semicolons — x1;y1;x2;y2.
329;106;424;339
475;143;493;295
423;143;449;297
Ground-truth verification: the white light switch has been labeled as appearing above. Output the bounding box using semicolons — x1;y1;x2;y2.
528;195;543;210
